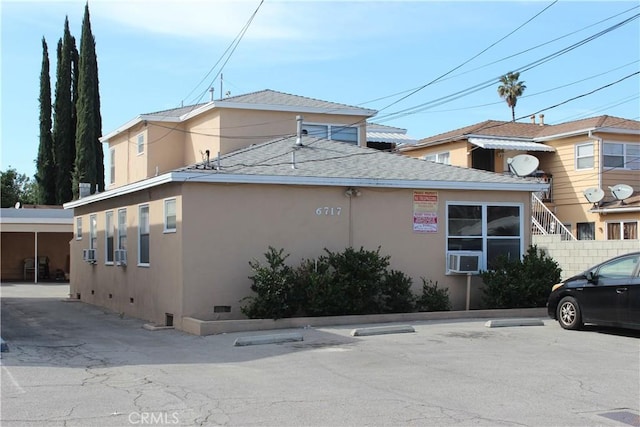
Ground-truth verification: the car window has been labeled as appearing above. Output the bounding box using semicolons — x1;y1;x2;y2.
597;255;639;279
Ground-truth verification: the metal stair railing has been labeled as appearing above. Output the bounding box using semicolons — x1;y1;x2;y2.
531;193;576;240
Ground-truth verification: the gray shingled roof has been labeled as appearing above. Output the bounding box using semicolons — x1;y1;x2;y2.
222;89;375;114
144;103;208;118
411;116;640;149
144;90;375;118
181;136;536;185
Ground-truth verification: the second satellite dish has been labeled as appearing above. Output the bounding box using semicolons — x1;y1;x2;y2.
610;184;634;201
507;154;539;177
583;187;604;204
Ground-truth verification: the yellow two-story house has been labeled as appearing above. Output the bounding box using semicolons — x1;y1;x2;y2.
401;115;640;241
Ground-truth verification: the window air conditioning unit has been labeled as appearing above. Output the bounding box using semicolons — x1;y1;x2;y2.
83;249;97;263
448;251;482;274
115;249;127;266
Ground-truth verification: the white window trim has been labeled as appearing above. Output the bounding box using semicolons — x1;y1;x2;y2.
89;214;97;254
424;152;451;165
302;121;360;144
117;208;127;251
109;148;115;185
575;142;594;170
605;220;639;240
76;217;83;240
136;133;145;155
445;201;524;273
105;210;114;265
138;204;150;267
164;198;177;233
603;142;640;170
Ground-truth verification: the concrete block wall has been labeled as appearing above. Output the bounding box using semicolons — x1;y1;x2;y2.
532;235;639;280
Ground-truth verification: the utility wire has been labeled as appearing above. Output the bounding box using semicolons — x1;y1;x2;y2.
374;13;639;123
376;0;558;114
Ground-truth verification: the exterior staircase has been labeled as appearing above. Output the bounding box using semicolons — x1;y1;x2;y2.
531;193;576;240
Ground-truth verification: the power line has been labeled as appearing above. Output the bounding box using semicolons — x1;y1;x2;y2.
374;13;639;124
376;0;558;114
358;4;638;108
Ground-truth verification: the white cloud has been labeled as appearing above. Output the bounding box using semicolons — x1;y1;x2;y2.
90;0;320;41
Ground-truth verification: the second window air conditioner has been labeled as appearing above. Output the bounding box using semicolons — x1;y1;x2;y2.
448;251;482;274
115;249;127;266
82;248;96;263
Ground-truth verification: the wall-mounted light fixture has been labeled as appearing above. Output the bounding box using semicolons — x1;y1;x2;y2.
345;187;361;198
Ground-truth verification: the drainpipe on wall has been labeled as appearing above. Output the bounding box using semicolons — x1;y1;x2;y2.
588;130;603;191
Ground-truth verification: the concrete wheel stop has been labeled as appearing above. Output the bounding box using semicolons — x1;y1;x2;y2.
484;318;545;328
234;332;304;346
351;325;415;336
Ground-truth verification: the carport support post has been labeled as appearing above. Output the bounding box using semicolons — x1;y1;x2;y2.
33;231;38;284
466;273;471;311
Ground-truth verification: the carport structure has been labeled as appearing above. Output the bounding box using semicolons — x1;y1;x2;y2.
0;207;73;283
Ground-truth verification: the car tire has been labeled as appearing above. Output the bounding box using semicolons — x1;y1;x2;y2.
557;296;582;330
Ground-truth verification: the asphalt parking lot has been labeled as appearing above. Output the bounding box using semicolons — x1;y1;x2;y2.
1;282;639;427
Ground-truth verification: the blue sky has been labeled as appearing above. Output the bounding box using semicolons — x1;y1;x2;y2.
2;0;639;179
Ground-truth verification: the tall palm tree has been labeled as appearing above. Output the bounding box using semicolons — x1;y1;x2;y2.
497;72;526;122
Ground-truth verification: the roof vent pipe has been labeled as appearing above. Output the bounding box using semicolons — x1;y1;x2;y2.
296;115;303;146
539;114;545;126
209;87;214;102
530;115;536;124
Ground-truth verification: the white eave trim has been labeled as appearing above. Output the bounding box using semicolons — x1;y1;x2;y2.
63;171;547;208
0;217;73;225
63;174;175;209
466;134;534;142
100;114;182;142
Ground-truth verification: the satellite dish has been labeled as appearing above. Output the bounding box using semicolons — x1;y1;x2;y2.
609;184;634;201
507;154;539;177
583;187;604;204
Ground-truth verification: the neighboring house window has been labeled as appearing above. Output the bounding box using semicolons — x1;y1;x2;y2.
164;198;177;233
424;152;450;165
576;222;595;240
105;211;114;263
89;214;97;252
139;204;150;265
76;217;82;240
117;209;127;250
302;123;358;144
110;148;115;184
447;203;523;270
137;133;144;155
604;143;640;170
607;221;638;240
575;143;594;170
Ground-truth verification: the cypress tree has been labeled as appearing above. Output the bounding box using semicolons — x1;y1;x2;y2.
36;37;56;205
70;35;79;182
74;3;103;197
52;17;75;204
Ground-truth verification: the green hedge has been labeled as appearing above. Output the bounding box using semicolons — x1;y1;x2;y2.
480;245;562;309
241;246;449;319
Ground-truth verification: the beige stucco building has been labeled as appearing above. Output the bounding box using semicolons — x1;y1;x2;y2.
65;90;548;332
401;115;640;241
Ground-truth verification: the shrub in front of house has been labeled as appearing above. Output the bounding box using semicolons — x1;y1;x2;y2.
240;246;301;320
241;246;419;319
414;278;451;312
480;245;561;309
